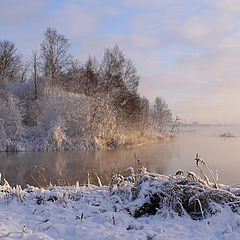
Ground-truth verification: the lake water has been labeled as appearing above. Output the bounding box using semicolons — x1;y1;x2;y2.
1;124;240;187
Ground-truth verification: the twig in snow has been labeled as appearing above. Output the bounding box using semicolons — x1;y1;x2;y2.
95;172;102;187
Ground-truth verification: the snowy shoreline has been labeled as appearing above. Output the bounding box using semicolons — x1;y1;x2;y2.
1;166;240;239
1;130;171;152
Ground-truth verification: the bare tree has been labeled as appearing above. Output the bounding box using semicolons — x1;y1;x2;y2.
170;115;181;132
40;28;73;85
62;57;100;95
20;62;30;82
100;45;139;94
80;57;100;96
99;45;140;122
138;96;150;134
152;97;172;132
53;59;81;93
32;49;39;99
0;40;22;87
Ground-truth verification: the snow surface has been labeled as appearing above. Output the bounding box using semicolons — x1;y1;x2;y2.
1;180;240;239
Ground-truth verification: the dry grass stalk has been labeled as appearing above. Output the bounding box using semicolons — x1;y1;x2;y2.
109;155;240;220
31;166;48;188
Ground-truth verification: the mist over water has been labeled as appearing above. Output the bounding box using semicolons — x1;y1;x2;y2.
1;124;240;187
168;124;240;184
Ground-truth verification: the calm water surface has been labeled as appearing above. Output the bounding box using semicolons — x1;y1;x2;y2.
1;124;240;186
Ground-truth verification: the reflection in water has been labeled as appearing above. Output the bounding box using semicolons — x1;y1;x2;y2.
1;124;240;187
0;144;173;187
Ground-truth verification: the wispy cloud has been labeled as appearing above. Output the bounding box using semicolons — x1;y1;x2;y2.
1;0;240;123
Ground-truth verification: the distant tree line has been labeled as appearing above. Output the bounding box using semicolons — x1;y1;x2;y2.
0;28;173;151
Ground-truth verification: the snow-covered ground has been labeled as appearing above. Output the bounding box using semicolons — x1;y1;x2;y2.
1;169;240;240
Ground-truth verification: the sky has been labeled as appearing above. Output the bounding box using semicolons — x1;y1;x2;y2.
1;0;240;124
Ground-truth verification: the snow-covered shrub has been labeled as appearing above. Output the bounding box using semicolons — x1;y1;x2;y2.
89;94;121;148
0;93;23;151
45;120;67;150
38;87;99;150
0;119;6;151
8;78;48;126
0;93;23;136
110;165;240;220
39;87;122;150
40;87;90;137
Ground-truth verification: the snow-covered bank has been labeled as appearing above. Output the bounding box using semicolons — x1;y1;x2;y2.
0;129;167;152
1;165;240;239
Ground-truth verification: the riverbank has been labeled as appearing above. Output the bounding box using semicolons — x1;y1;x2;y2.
0;129;175;152
1;167;240;239
117;131;177;149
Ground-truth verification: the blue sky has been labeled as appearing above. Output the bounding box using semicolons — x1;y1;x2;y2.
1;0;240;123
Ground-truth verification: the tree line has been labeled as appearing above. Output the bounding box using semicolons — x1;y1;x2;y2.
0;28;173;151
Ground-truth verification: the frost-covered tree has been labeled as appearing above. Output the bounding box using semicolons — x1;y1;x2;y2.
152;97;172;132
32;49;40;99
40;87;90;139
39;87;120;149
0;118;6;151
88;94;119;147
8;80;39;126
40;28;73;85
0;93;23;150
0;40;22;89
138;96;151;134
